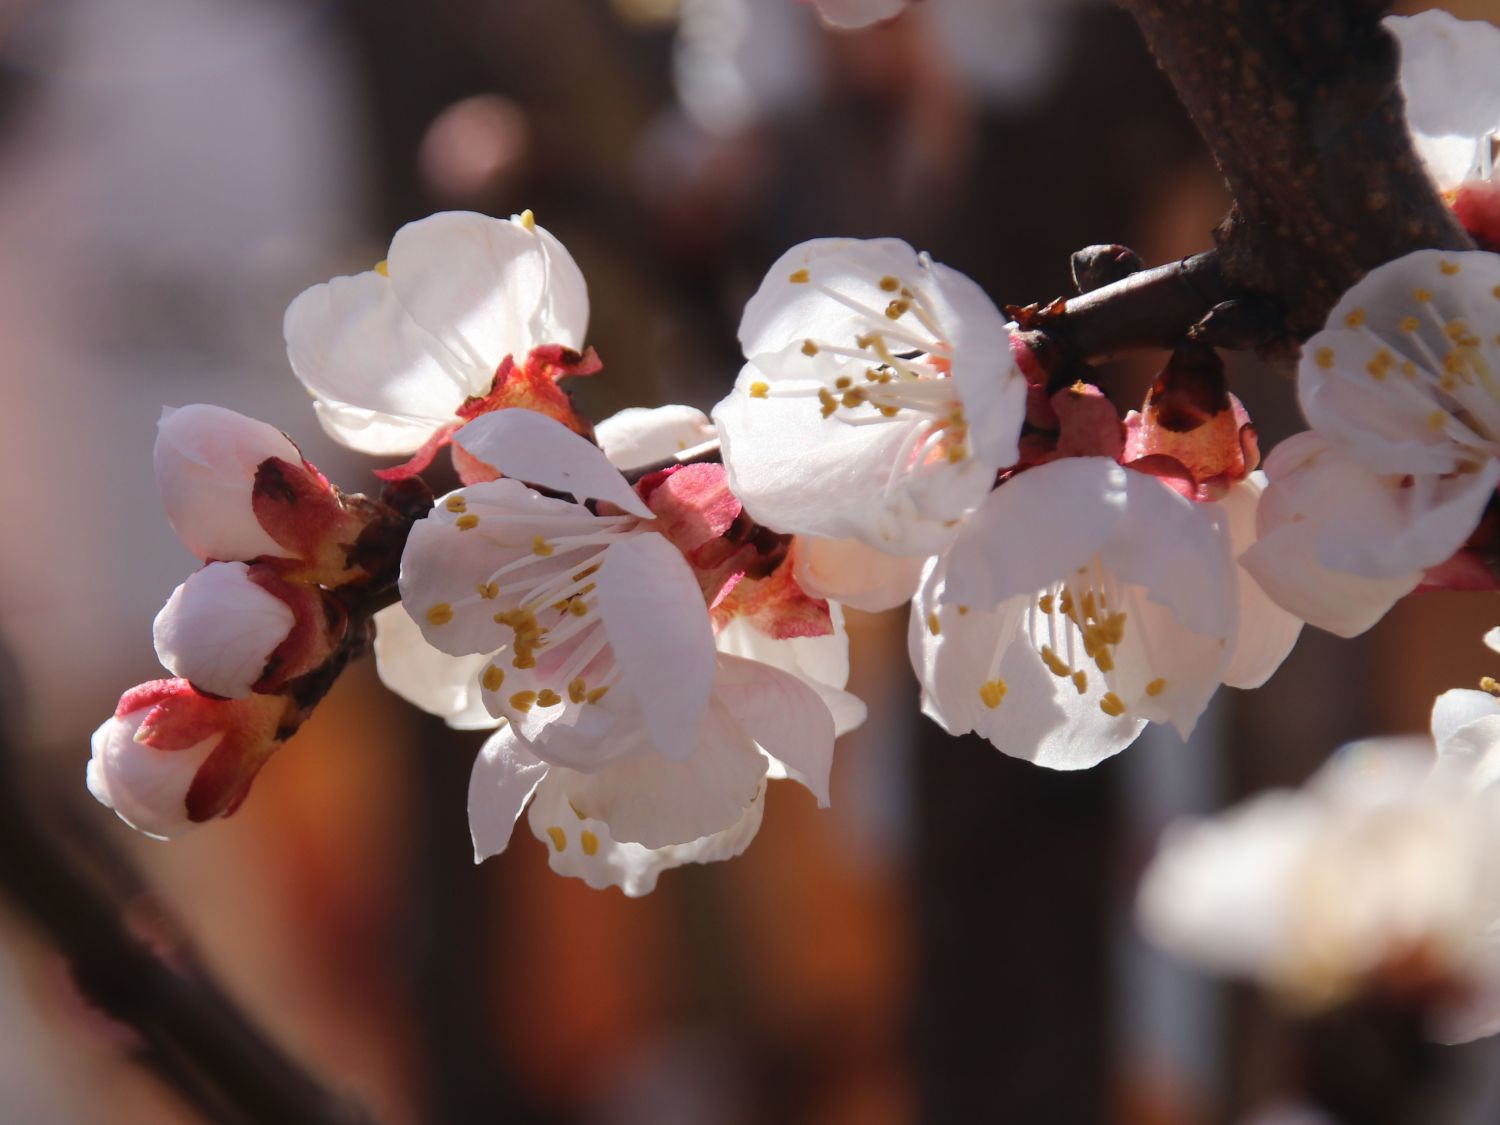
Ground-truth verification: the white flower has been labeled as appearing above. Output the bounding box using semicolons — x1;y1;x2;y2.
464;648;835;893
909;458;1277;769
372;604;496;731
88;680;287;839
1247;250;1500;633
1140;684;1500;1042
714;236;1026;556
593;404;716;471
153;562;296;698
1389;11;1500;192
791;534;925;612
284;210;589;456
154;404;303;563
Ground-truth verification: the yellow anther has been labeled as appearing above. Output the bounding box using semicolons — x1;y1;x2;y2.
802;339;819;357
536;689;562;707
547;826;566;851
1145;678;1167;697
1402;360;1417;378
1440;260;1461;275
373;259;389;277
885;299;909;319
1103;613;1127;645
1099;692;1126;717
1481;676;1500;696
519;209;536;231
1080;591;1097;620
1400;315;1420;332
512;653;536;670
1040;645;1072;678
510;690;537;712
879;405;899;418
1428;409;1448;431
1038;593;1055;614
1366;360;1387;381
878;275;900;292
581;830;599;856
477;581;499;600
979;679;1008;709
568;678;588;704
1094;649;1116;674
1058;591;1075;617
1072;670;1088;694
1414;288;1433;303
957;605;969;616
946;444;967;464
749;381;770;399
585;685;611;704
455;513;479;531
573;563;601;581
927;611;941;636
818;388;838;418
532;535;554;557
426;603;453;626
835;375;853;389
856;333;876;349
445;495;468;513
1314;346;1335;369
1344;308;1366;327
842;389;867;408
789;268;810;284
567;598;589;617
569;801;586;820
482;665;505;693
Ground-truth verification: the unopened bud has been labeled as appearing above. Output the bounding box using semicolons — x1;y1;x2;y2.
154;404;304;563
88;680;286;838
153;562;297;699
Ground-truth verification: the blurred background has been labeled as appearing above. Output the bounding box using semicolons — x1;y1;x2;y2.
2;0;1500;1121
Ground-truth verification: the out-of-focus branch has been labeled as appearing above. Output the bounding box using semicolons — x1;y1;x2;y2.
0;672;374;1125
1118;0;1472;336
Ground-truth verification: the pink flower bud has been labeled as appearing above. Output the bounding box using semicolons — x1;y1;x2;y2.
88;680;286;838
154;404;303;562
153;562;297;698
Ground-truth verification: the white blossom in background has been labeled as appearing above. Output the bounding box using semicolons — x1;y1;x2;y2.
1248;249;1500;633
907;458;1284;769
807;0;908;31
714;236;1026;558
1140;666;1500;1042
284;210;590;457
1388;11;1500;192
593;404;717;471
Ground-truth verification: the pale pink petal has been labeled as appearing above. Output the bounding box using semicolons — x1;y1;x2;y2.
597;532;718;762
154;404;300;562
468;725;551;862
87;709;220;840
1216;476;1304;689
454;409;652;517
595;405;716;471
153;562;295;699
793;535;925;612
712;653;837;805
372;605;496;730
386;210;588;374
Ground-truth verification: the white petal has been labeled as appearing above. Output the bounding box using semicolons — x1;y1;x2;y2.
1240;435;1423;636
454;409;652;517
87;709;219;840
936;260;1026;470
713;610;866;738
942;458;1126;610
284;269;474;455
594;405;716;471
714;371;992;555
372;605;496;730
1486;628;1500;654
1216;475;1304;688
810;0;907;30
713;653;837;805
386;211;588;374
468;725;550;862
1389;13;1500;153
152;562;295;699
526;769;766;896
597;532;718;761
154;404;301;562
561;704;768;848
792;535;926;612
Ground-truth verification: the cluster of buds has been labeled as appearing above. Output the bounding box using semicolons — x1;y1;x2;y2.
91;406;424;838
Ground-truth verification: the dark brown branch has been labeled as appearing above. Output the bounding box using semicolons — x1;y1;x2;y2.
1119;0;1472;336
